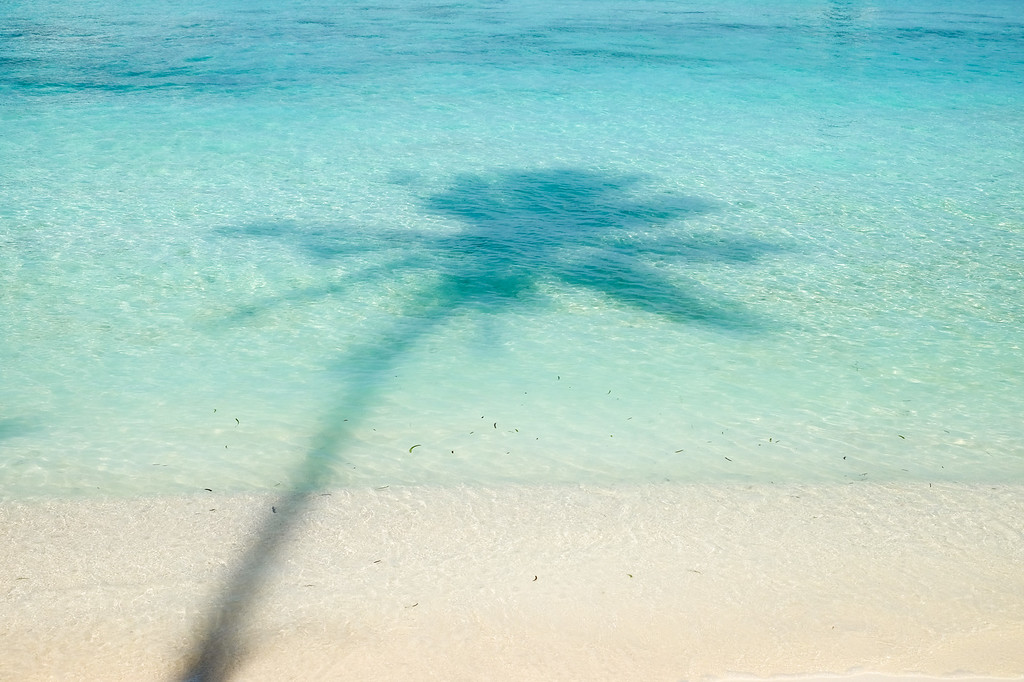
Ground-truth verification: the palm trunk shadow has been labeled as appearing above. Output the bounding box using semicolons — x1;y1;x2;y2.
180;300;459;681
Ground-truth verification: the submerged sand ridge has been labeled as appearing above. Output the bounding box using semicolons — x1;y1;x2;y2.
2;482;1023;681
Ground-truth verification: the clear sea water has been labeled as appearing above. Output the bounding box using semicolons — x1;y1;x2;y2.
2;0;1022;499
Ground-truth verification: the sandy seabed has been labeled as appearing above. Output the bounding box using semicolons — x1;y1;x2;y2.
2;482;1023;681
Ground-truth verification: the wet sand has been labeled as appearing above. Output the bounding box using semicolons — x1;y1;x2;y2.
3;482;1023;681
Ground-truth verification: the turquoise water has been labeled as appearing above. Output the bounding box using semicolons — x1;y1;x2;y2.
2;0;1023;498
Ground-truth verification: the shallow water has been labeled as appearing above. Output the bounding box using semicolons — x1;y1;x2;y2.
2;0;1023;498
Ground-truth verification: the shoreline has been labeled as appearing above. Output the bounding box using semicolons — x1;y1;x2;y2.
3;481;1023;680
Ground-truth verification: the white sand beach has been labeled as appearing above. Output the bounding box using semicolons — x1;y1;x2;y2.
3;482;1023;681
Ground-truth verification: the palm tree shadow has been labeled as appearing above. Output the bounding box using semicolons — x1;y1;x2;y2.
182;168;781;680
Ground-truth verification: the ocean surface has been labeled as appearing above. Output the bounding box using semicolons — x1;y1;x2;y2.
2;0;1022;499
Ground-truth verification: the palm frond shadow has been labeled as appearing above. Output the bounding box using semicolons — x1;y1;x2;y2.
0;417;36;443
